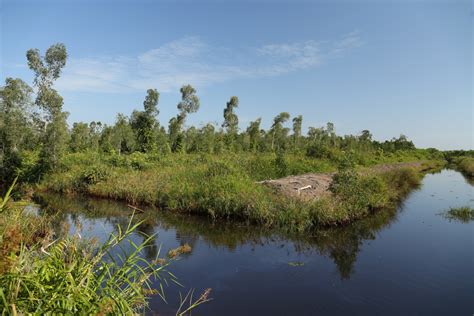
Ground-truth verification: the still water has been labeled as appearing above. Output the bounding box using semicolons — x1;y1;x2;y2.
35;169;473;315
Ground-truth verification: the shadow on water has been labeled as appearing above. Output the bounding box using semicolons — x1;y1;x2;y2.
34;190;405;280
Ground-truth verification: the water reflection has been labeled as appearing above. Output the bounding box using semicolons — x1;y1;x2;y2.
32;169;474;315
35;191;403;280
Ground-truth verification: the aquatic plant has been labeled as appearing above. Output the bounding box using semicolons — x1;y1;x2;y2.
440;206;474;223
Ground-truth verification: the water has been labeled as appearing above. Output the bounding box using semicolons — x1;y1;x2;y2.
35;169;474;315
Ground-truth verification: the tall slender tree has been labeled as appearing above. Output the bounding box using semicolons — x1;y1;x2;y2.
131;89;160;152
169;84;200;152
270;112;290;151
246;118;261;152
292;115;303;150
222;96;239;149
26;43;68;170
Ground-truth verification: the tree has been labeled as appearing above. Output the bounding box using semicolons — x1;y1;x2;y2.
69;122;91;152
177;85;200;117
222;96;239;150
169;85;200;152
111;114;135;154
360;130;372;142
88;121;103;151
0;78;33;183
130;89;160;152
143;88;159;116
246;118;261;152
26;43;68;170
222;96;239;133
292;115;302;149
270;112;290;151
326;122;337;147
0;78;33;153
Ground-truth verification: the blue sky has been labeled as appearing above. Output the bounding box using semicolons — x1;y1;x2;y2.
1;0;472;149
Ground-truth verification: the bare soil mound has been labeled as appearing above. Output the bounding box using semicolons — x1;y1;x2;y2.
258;161;424;201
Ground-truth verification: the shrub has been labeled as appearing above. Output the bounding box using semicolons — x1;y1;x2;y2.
274;151;288;178
81;165;110;185
129;152;153;170
306;143;340;160
456;157;474;177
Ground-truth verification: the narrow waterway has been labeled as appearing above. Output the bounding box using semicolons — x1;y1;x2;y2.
35;169;474;315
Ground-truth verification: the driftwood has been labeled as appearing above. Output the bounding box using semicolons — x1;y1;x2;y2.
296;185;312;195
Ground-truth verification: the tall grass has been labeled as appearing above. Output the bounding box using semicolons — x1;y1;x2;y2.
38;152;432;230
0;183;210;314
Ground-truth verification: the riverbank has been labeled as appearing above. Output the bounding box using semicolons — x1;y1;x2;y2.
452;156;474;178
37;152;444;231
33;169;474;315
0;183;209;314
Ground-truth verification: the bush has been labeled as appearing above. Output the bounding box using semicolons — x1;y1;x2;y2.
329;167;388;221
81;165;110;185
274;151;288;178
456;157;474;177
306;143;340;160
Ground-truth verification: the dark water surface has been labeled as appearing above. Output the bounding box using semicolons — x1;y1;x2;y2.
35;169;473;315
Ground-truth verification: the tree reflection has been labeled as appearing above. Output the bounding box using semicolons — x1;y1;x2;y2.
36;192;400;279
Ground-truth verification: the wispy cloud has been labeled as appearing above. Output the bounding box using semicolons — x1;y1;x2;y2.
56;31;362;93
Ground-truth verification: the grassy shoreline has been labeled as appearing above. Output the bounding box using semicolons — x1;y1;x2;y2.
37;152;443;231
0;184;211;314
452;157;474;178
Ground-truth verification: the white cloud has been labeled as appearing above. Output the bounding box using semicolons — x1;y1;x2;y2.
56;32;362;93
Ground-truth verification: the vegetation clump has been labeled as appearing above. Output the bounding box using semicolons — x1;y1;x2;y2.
440;206;474;223
0;183;209;314
455;157;474;178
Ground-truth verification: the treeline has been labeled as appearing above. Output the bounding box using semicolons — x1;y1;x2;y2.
0;43;435;187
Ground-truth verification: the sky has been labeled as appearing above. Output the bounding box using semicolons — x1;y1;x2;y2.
1;0;472;150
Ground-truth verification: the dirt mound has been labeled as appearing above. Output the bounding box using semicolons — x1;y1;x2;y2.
258;161;425;201
258;173;333;201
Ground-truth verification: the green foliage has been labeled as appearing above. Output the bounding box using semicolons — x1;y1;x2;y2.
26;43;69;172
270;112;290;151
69;122;103;152
329;169;375;215
306;143;340;160
39;111;69;171
131;89;160;153
128;151;153;170
177;84;200;116
222;96;239;149
0;78;35;185
453;157;474;177
111;113;136;154
274;151;288;178
292;115;303;149
81;165;110;185
0;211;176;314
39;152;431;231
